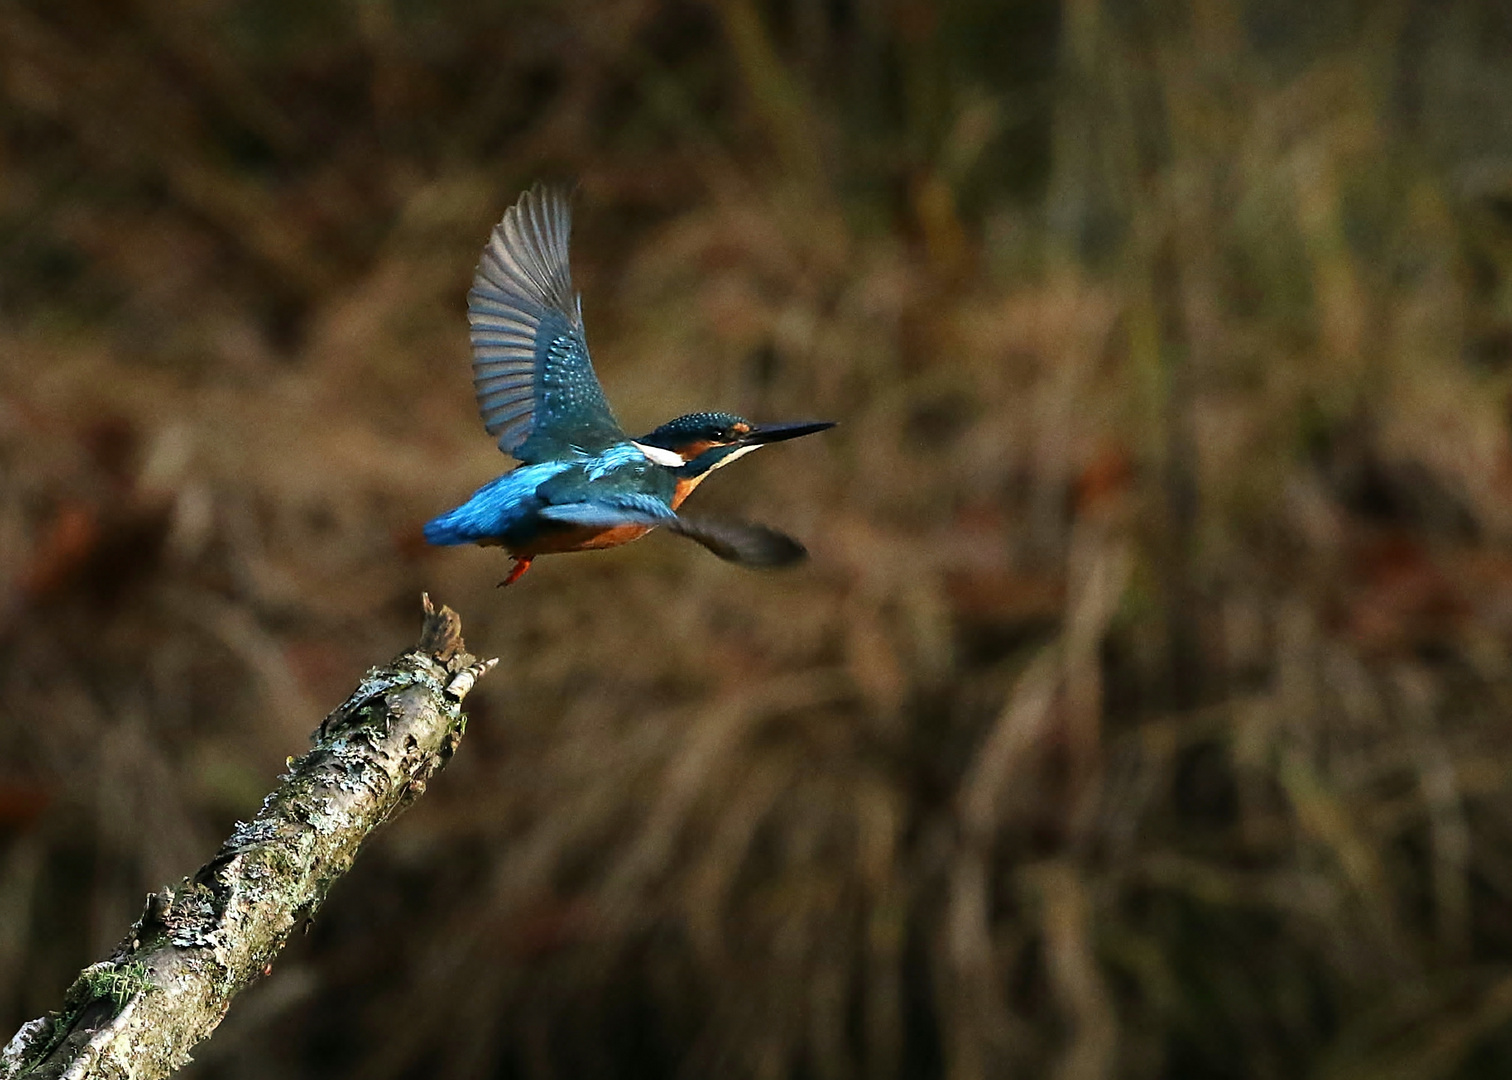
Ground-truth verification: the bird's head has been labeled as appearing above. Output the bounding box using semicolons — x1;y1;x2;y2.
635;412;835;478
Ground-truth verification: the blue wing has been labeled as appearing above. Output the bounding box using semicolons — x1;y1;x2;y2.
537;493;677;529
468;184;626;463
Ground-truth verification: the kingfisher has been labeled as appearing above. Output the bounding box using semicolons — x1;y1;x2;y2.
425;183;834;585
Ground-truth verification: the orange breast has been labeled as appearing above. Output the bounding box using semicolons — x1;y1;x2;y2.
670;474;708;510
508;523;653;558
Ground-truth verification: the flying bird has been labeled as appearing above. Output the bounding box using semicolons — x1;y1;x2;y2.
425;183;834;585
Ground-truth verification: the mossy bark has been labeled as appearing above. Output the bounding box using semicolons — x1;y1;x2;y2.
0;597;495;1080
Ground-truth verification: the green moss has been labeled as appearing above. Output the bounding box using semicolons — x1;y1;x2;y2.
12;962;152;1074
75;960;151;1014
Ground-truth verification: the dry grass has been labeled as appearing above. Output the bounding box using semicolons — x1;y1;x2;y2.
5;1;1512;1077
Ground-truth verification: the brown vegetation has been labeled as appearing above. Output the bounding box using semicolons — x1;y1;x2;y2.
4;1;1512;1077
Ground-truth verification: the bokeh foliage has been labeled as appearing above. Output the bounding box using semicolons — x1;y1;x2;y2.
5;1;1512;1077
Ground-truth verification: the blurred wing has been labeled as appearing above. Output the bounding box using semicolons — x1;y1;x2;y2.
538;501;807;569
468;183;626;463
667;517;807;568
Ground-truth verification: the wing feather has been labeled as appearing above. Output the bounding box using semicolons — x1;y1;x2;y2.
475;373;534;391
467;183;625;462
536;500;807;569
667;517;808;567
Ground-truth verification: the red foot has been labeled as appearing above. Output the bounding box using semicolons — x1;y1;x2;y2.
498;557;533;587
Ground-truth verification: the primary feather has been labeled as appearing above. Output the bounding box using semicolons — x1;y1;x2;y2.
468;183;626;463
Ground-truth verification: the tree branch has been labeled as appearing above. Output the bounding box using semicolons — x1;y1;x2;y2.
0;595;496;1080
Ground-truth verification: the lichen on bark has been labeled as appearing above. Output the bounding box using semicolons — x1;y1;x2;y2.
0;596;495;1080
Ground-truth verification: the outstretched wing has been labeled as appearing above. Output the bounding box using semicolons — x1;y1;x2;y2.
668;517;807;567
468;183;626;463
539;499;808;568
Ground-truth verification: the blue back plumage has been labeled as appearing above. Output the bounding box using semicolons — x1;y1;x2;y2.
423;460;571;545
424;446;679;546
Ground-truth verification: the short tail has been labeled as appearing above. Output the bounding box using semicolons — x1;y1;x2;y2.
424;510;473;546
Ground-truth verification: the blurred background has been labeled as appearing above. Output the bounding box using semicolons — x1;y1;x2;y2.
5;0;1512;1077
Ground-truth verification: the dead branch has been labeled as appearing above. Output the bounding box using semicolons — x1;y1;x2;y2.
0;596;496;1080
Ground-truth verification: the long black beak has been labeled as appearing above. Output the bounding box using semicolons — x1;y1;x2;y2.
741;420;837;445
